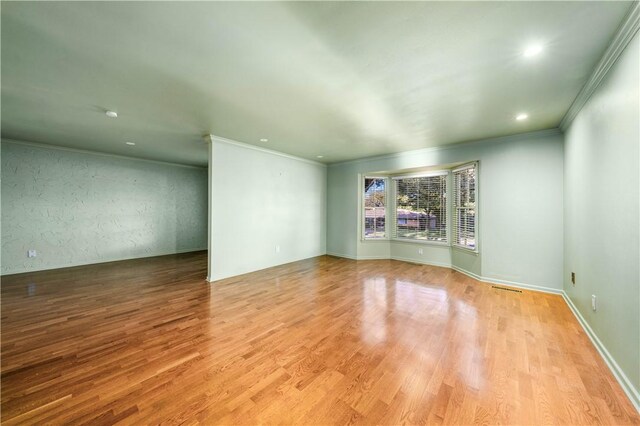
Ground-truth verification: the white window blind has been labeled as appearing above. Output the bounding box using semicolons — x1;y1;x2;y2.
394;175;447;242
363;177;386;239
453;164;477;250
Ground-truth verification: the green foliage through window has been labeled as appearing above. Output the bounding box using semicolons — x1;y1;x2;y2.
364;178;386;239
395;175;447;242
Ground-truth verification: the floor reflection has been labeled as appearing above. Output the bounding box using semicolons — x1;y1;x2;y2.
361;277;388;345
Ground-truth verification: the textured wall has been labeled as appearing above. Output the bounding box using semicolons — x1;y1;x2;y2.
564;33;639;399
1;141;208;275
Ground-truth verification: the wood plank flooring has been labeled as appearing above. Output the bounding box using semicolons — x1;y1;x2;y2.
1;252;638;425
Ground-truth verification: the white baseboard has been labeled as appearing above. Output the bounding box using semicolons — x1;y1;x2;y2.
452;265;563;295
209;252;327;282
358;255;391;260
328;253;561;294
561;292;640;413
450;264;482;280
327;253;637;412
326;252;388;261
1;247;208;276
328;252;449;266
326;251;358;260
390;255;452;269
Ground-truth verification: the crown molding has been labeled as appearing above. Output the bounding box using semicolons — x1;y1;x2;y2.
1;138;207;170
329;128;561;168
209;134;326;167
559;2;640;131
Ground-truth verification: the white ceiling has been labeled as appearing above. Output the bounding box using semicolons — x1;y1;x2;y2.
1;1;633;166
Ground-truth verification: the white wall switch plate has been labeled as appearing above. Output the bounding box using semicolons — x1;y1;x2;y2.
28;249;37;258
275;245;280;253
591;294;597;311
418;248;424;255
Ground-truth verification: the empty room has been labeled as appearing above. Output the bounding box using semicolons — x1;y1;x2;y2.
1;1;639;424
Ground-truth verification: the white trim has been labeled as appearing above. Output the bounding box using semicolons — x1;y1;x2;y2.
1;138;206;169
452;162;477;173
327;253;562;295
450;265;483;281
559;2;640;130
452;263;563;295
452;244;479;256
207;139;214;283
391;170;449;179
562;291;640;413
217;251;640;413
327;252;389;261
326;251;358;260
390;255;451;269
452;161;479;253
325;251;640;411
0;248;207;276
452;244;478;253
362;175;389;241
391;238;449;247
209;253;329;282
328;128;561;167
329;252;449;266
451;265;562;295
210;134;326;167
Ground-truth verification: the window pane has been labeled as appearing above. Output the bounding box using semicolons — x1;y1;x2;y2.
396;175;447;242
364;178;386;238
454;165;477;249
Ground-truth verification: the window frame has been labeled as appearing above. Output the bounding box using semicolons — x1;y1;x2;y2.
360;164;479;251
452;162;479;253
391;171;450;246
361;175;389;241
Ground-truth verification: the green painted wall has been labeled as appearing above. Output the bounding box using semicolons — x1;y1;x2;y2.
1;140;208;275
327;130;564;291
564;33;639;400
208;140;327;281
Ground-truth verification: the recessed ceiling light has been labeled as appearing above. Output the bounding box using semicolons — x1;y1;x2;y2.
125;141;136;146
516;113;529;121
105;110;118;118
523;44;543;58
317;155;324;159
260;138;268;142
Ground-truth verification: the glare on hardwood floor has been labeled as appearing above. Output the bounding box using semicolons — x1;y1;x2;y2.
1;252;638;424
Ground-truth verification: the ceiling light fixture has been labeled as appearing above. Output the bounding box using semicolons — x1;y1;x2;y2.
516;113;529;121
125;141;136;146
317;155;324;159
260;138;269;142
105;110;118;118
523;44;543;58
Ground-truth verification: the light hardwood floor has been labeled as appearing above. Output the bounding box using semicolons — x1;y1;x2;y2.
1;252;638;425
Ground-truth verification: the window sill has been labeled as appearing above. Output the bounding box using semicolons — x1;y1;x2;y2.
452;244;479;255
391;238;449;247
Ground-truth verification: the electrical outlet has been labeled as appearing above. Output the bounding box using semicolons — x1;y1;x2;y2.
591;294;597;311
275;245;280;253
27;249;37;258
571;272;575;285
418;248;424;255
